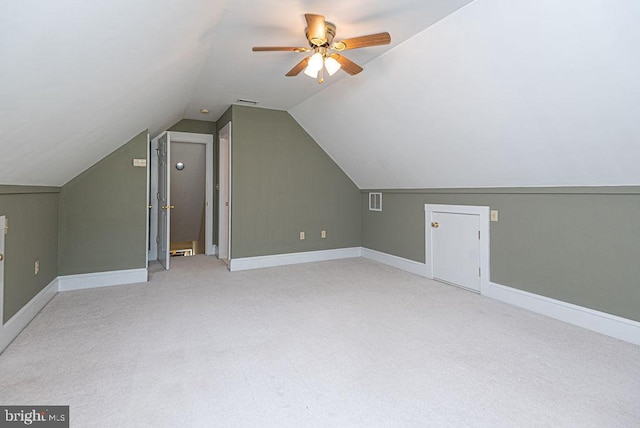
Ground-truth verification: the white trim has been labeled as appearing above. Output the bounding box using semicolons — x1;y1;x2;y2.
484;281;640;346
145;131;150;268
424;204;490;293
166;132;215;256
148;135;159;262
361;248;428;277
229;247;362;271
0;216;5;326
1;277;58;353
166;131;212;145
204;138;214;255
148;131;215;263
58;268;147;292
218;122;232;261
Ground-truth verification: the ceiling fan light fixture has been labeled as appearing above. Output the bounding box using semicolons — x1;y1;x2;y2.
303;66;319;78
253;13;389;81
308;52;323;72
324;56;341;76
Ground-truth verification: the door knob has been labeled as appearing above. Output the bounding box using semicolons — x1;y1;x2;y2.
0;254;4;261
431;222;439;228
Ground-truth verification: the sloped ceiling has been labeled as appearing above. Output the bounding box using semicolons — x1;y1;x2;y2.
2;0;638;188
0;0;226;186
291;0;640;188
0;0;473;186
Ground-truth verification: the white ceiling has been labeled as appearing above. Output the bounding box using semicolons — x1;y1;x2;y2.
0;0;472;186
184;0;474;120
292;0;640;188
2;0;639;188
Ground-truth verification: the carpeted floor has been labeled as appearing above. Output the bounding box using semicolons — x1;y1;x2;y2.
0;256;638;427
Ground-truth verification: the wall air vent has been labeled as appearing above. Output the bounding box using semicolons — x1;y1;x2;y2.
235;99;260;105
369;192;382;211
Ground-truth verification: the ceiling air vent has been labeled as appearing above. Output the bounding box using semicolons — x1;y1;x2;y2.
369;192;382;211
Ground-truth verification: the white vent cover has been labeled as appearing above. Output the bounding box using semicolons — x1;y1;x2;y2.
369;192;382;211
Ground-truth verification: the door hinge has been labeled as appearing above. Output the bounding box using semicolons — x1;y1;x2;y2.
478;231;481;239
479;267;481;277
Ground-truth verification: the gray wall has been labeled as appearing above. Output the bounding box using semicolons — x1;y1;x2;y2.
361;188;640;322
169;119;216;135
58;131;149;275
221;105;361;258
0;187;59;322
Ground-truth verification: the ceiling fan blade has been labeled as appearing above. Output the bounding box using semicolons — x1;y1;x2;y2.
305;14;327;46
286;57;310;76
330;54;363;75
333;32;391;51
252;46;310;52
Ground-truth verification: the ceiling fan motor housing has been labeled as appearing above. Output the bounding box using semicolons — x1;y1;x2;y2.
306;22;336;47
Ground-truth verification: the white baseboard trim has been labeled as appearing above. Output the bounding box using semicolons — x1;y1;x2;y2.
484;281;640;346
58;268;148;292
1;277;58;353
229;247;362;272
361;248;429;277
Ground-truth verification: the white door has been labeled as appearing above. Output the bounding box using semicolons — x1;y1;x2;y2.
0;216;5;325
157;133;171;269
431;211;481;292
218;123;231;261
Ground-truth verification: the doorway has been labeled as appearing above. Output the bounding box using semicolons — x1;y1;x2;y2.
170;142;206;257
218;122;231;263
425;204;490;293
149;131;214;269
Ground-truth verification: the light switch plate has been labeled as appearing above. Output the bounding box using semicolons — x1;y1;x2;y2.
490;210;499;222
133;158;147;167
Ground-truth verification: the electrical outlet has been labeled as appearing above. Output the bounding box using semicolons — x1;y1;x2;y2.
299;231;305;240
490;210;499;222
34;260;40;275
321;230;326;239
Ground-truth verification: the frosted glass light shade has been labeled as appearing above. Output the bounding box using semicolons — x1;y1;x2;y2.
324;56;341;76
304;66;319;78
306;52;323;72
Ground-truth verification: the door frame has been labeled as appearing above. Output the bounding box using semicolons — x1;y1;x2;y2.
424;204;490;293
0;216;5;326
218;122;232;262
149;131;215;262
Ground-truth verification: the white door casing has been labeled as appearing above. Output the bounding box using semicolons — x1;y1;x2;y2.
425;204;490;293
149;131;215;264
0;216;5;325
145;132;150;268
218;122;231;261
157;133;170;270
148;136;159;261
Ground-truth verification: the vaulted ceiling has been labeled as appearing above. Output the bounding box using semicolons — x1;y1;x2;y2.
1;0;638;187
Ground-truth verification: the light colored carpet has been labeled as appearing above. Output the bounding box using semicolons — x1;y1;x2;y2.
0;256;638;427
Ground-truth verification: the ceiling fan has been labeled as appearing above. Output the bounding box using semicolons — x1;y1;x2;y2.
252;14;391;83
